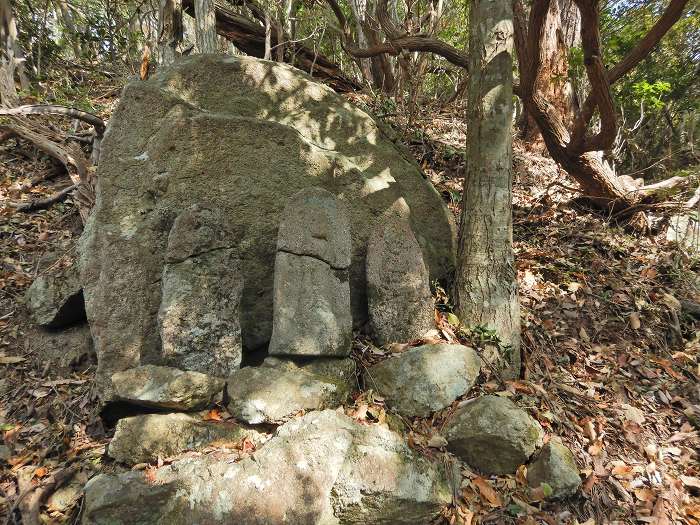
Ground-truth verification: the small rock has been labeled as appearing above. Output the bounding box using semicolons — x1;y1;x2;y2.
108;412;265;465
364;344;481;417
83;410;451;524
227;359;353;424
111;365;224;410
25;264;85;328
366;204;435;344
158;204;243;377
268;188;352;357
527;439;581;499
444;395;544;475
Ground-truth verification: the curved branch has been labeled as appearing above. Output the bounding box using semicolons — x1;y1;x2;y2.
573;0;690;149
568;0;616;153
324;0;468;68
0;104;105;137
524;0;552;94
608;0;689;84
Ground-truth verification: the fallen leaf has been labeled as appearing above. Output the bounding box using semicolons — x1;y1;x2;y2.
203;409;222;421
427;435;448;448
34;466;48;479
473;477;503;507
630;312;641;330
680;476;700;490
0;356;26;364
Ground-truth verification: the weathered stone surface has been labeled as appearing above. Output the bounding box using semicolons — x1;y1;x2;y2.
269;189;352;357
527;439;581;499
80;54;456;398
262;355;357;384
108;412;265;465
158;205;243;377
111;365;224;410
83;410;451;525
444;395;544;475
269;252;352;357
25;264;85;328
364;344;481;418
26;322;95;374
366;204;434;344
276;187;352;269
227;358;354;423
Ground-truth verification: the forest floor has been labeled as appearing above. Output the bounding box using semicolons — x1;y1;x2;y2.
0;74;699;525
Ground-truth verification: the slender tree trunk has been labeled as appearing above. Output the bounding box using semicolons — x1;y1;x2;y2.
158;0;183;65
55;0;82;58
454;0;520;377
194;0;217;53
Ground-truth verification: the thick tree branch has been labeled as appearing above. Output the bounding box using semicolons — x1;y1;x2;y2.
524;0;552;94
574;0;690;149
568;0;616;153
182;0;361;92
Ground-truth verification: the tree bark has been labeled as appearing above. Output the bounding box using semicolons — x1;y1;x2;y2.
159;0;183;65
0;0;26;105
194;0;217;53
454;0;520;377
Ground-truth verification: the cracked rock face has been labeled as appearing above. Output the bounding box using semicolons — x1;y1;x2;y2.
269;188;352;357
79;55;456;399
158;205;243;377
83;410;451;525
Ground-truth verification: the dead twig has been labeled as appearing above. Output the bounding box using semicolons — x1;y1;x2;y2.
9;184;78;212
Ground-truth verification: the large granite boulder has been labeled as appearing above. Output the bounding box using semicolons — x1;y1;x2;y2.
80;54;456;399
83;410;451;524
363;344;481;417
269;188;352;357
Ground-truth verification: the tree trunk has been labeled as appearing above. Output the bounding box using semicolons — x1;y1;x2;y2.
158;0;183;65
0;0;28;104
521;0;575;143
194;0;217;53
454;0;520;377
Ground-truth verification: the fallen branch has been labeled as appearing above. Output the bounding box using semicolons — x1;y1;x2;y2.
0;104;105;138
9;184;78;212
3;121;94;222
182;0;361;92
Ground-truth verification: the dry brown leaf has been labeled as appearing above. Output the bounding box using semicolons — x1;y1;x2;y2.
680;476;700;489
630;312;641;330
472;477;503;507
0;355;26;364
203;409;223;421
34;466;48;478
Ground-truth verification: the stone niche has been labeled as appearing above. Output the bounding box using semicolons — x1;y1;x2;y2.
79;54;456;398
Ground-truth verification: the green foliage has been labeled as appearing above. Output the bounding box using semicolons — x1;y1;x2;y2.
630;80;672;109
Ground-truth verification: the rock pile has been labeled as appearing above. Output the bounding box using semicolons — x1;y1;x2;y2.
22;55;581;525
